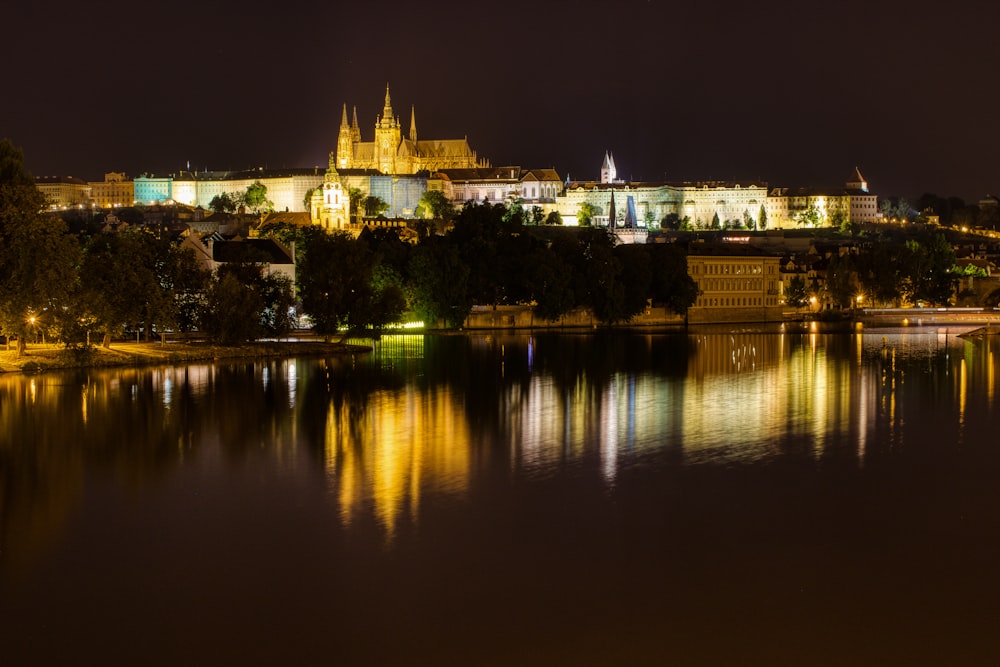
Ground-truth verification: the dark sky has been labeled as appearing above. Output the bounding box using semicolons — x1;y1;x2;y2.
6;0;999;202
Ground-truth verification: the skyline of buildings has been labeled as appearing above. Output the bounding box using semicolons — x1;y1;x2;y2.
31;84;883;233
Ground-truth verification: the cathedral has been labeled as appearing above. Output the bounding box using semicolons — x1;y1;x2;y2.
336;85;488;175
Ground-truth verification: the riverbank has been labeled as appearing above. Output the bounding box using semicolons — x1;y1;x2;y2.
0;340;371;374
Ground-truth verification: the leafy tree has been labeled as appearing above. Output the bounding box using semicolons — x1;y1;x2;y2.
711;212;721;229
577;201;598;226
296;228;405;337
244;181;272;216
649;243;699;315
303;187;316;212
524;205;541;225
347;187;365;222
199;262;293;344
523;244;575;321
824;253;856;308
0;139;80;355
209;192;240;213
362;195;389;217
794;205;820;227
408;238;472;328
785;275;809;308
614;244;653;320
417;189;455;220
544;210;562;225
77;230;191;345
743;209;755;231
759;205;768;230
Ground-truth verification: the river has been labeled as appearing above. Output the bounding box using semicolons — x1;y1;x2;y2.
1;325;999;665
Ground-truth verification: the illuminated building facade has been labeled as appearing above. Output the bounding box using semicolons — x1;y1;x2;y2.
135;169;325;213
88;172;134;208
433;167;563;206
35;175;91;208
686;243;784;323
557;160;879;229
336;85;487;174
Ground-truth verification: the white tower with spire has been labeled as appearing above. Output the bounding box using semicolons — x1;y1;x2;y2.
601;151;618;184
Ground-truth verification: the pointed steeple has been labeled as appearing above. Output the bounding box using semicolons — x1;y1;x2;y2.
846;166;868;193
409;105;417;142
340;103;349;128
351;106;361;142
381;83;395;126
601;151;617;184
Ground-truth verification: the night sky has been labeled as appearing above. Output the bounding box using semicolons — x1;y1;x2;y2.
6;0;999;202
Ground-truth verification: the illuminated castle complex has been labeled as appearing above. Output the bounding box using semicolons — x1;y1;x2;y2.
336;85;487;174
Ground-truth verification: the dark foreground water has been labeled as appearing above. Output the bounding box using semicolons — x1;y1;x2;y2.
2;326;1000;666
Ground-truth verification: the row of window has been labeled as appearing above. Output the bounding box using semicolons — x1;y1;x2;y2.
695;296;777;307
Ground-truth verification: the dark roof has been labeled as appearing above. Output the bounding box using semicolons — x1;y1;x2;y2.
212;239;294;265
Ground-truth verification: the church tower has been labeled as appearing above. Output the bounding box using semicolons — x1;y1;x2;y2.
601;151;617;184
336;104;353;170
846;166;869;192
409;105;417;142
375;84;402;174
312;152;350;230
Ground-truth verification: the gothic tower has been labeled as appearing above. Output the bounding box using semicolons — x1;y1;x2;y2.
375;84;402;174
409;105;417;142
601;151;617;184
336;104;353;170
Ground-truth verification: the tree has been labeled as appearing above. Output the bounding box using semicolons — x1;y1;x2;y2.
209;192;240;213
77;230;187;346
362;195;389;217
759;204;768;230
347;187;365;222
243;180;272;217
649;243;699;315
711;212;721;229
544;210;562;225
199;261;294;344
0;139;81;355
529;205;544;225
408;239;472;328
577;201;598;226
296;228;405;337
794;205;820;227
785;275;809;308
303;187;316;212
417;189;455;220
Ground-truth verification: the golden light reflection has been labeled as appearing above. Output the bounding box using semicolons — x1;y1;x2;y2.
323;386;470;544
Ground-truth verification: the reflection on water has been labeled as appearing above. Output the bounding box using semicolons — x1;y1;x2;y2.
3;328;997;569
3;327;1000;663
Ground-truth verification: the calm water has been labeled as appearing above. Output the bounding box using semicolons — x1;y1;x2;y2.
2;326;1000;666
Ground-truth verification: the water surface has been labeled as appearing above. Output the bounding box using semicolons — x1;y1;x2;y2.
2;327;999;665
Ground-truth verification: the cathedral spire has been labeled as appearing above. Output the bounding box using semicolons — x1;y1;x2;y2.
351;106;361;142
409;105;417;142
340;104;349;128
382;83;394;122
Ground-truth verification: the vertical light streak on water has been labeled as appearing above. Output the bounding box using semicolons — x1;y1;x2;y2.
600;376;618;485
959;358;968;429
287;360;297;409
29;378;36;404
990;349;996;406
80;382;88;426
